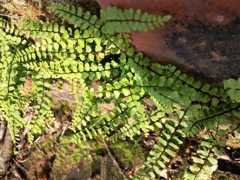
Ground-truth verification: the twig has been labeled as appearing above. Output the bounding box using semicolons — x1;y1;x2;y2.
13;158;28;177
102;138;128;180
56;123;68;143
18;108;34;150
0;14;18;20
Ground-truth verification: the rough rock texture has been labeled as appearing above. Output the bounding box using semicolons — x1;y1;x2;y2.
97;0;240;82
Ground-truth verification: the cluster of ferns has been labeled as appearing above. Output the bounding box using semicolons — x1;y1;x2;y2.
0;2;239;179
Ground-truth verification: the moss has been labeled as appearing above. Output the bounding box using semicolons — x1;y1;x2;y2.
51;99;76;116
110;141;145;170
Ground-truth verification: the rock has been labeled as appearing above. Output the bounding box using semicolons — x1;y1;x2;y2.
96;0;240;82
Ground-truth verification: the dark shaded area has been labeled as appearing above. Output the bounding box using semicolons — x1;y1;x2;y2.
218;159;240;175
165;20;240;82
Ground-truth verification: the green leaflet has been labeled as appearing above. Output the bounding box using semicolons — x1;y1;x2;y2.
224;78;240;102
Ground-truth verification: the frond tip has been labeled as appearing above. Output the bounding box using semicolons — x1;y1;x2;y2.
100;6;171;34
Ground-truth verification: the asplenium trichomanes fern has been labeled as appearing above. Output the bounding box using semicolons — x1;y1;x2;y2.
0;2;239;179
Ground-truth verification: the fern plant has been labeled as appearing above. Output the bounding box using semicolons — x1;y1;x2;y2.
0;2;239;179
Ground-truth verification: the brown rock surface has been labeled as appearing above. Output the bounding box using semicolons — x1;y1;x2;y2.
97;0;240;82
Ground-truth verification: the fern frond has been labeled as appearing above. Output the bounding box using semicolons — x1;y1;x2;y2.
133;113;187;179
100;6;171;34
184;134;223;180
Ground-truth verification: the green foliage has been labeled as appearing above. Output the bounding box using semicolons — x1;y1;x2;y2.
183;134;222;180
0;2;239;179
224;78;240;102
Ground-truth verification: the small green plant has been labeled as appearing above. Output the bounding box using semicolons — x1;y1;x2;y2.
0;2;239;179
